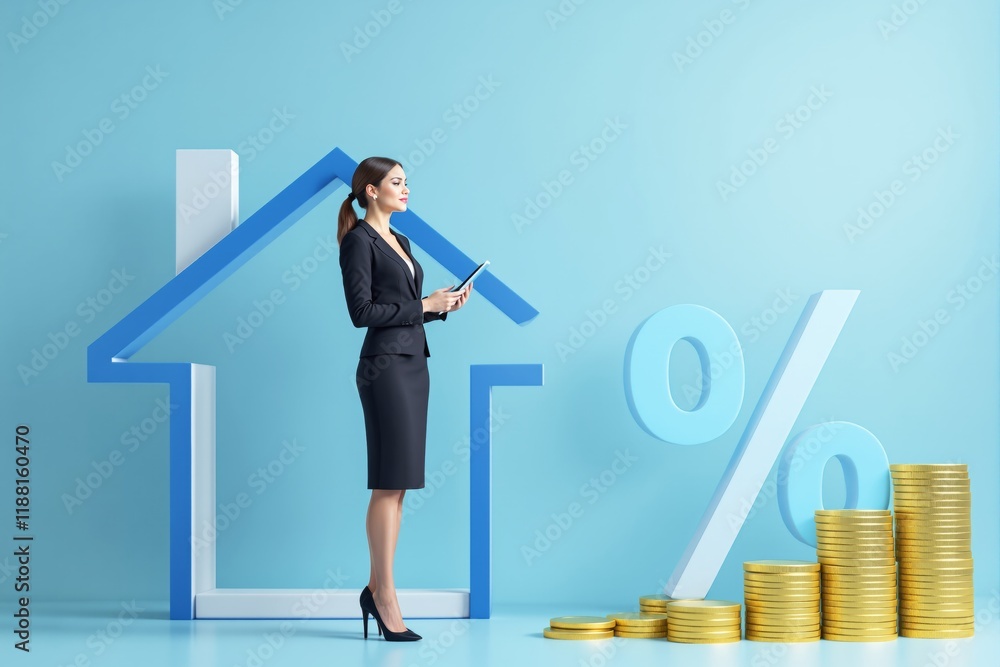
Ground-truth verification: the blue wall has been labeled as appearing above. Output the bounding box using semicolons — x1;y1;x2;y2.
2;0;997;607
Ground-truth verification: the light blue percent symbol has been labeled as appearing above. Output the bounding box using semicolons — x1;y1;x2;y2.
624;290;890;599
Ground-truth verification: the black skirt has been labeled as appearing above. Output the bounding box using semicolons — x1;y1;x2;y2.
356;353;429;489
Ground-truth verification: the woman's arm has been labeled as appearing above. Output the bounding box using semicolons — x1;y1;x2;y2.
339;232;425;328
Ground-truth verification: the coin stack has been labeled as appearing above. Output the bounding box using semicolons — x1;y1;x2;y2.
639;594;674;614
665;600;742;643
891;463;975;639
743;560;821;642
815;509;898;641
606;611;668;638
543;616;615;640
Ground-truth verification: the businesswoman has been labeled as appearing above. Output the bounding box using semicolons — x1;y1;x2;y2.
338;157;471;642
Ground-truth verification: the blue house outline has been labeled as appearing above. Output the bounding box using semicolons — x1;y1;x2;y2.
87;147;541;620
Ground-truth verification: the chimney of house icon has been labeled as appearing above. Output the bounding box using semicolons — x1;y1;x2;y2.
176;149;240;274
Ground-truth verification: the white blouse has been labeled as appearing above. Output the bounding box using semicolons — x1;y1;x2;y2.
400;254;414;277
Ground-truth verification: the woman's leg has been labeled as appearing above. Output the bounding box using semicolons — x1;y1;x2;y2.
366;488;407;633
368;490;406;594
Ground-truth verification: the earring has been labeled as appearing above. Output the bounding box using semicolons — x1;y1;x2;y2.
373;195;377;200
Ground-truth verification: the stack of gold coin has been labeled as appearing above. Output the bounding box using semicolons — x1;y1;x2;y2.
638;594;674;614
815;509;898;642
665;600;741;643
743;560;820;642
605;612;668;638
543;616;616;640
891;463;974;639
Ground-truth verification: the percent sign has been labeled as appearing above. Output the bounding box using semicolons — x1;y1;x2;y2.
624;290;890;600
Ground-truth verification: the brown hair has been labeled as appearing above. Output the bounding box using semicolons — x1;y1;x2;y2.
337;156;402;244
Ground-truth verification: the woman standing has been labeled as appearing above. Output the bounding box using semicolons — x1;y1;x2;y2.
337;157;472;641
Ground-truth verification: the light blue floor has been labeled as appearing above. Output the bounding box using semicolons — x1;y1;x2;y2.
18;597;1000;667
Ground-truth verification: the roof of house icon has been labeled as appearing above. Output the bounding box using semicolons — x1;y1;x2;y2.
87;147;541;620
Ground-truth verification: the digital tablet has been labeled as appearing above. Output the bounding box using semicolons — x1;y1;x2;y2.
450;260;489;292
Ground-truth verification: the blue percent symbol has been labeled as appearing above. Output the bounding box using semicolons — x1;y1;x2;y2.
624;290;890;599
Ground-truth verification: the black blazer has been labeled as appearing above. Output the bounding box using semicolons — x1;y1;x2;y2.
339;219;447;357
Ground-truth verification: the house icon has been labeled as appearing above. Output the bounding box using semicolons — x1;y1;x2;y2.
87;147;542;620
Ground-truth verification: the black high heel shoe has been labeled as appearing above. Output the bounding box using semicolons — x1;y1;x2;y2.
360;586;421;641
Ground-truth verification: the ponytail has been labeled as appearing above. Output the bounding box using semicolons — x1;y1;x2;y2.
337;191;358;244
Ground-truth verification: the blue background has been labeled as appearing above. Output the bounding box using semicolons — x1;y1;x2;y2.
2;0;997;608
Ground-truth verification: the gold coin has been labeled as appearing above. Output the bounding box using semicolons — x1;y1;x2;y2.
638;594;676;606
899;578;974;588
543;627;615;640
821;608;898;619
890;463;967;471
815;508;891;516
899;620;975;631
668;615;743;626
896;536;972;545
817;535;894;544
667;600;741;613
821;605;898;616
823;625;898;634
605;612;668;627
667;626;742;635
746;616;820;626
822;563;897;573
899;564;974;573
744;590;821;600
667;635;740;644
614;627;669;635
667;629;742;639
890;479;969;486
899;628;974;639
823;592;896;603
743;580;819;591
744;572;819;582
745;598;819;608
745;633;820;642
900;581;975;590
550;616;616;630
821;576;897;585
819;558;897;567
614;632;667;639
746;621;820;631
822;632;897;642
743;560;820;573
